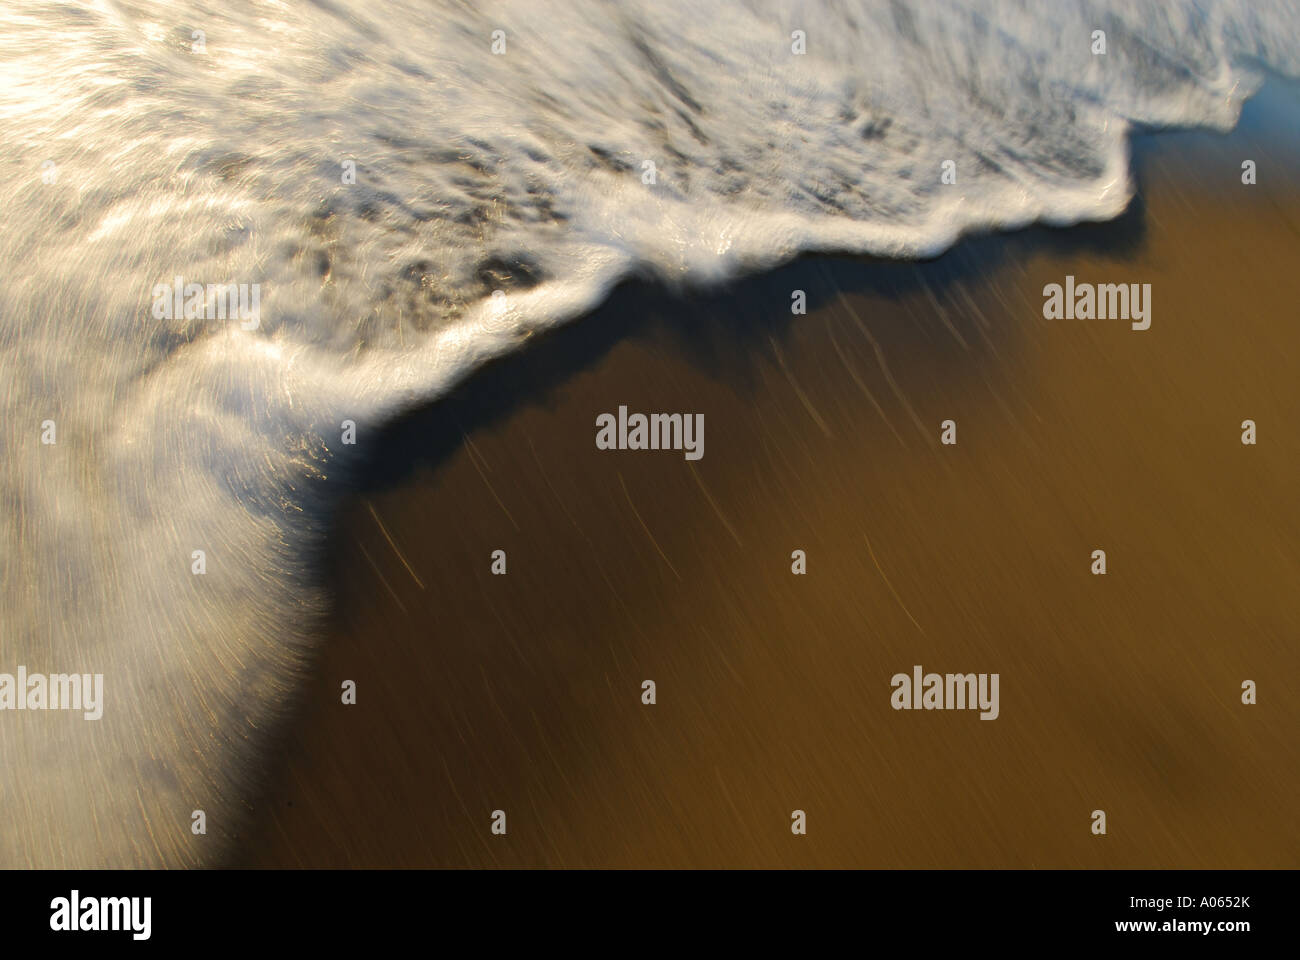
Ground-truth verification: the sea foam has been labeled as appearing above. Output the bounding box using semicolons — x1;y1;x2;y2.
0;0;1297;865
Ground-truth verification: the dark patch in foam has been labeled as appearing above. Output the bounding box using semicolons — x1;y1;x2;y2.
474;253;546;293
588;144;635;173
630;34;704;115
860;117;893;141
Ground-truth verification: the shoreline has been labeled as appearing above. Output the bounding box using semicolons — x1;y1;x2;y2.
232;78;1300;868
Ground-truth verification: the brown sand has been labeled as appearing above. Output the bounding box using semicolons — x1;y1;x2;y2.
232;81;1300;868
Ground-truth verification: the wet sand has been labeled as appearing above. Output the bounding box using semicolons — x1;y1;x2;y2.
232;80;1300;868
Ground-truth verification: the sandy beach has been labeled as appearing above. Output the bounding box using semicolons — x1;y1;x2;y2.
232;79;1300;869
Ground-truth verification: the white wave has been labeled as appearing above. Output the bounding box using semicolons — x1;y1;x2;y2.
0;0;1296;865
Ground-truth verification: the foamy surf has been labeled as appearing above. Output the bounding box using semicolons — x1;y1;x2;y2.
0;0;1297;866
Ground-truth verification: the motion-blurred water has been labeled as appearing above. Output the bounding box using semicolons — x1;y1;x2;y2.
0;0;1297;866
